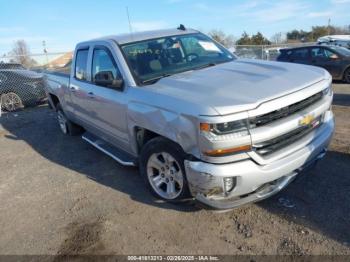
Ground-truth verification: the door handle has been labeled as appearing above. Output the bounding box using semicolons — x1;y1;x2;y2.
88;91;95;98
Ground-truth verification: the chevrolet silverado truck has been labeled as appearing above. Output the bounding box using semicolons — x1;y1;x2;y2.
44;27;334;209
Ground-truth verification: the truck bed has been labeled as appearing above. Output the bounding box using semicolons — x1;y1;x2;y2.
44;70;70;95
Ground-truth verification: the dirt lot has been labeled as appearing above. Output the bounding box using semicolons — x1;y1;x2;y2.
0;83;349;255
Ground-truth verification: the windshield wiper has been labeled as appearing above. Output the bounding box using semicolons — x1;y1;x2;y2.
141;73;172;84
193;62;217;70
141;62;219;84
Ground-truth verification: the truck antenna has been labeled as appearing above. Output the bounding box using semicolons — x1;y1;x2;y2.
177;24;186;31
126;6;133;37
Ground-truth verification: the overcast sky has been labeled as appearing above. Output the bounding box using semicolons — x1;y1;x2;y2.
0;0;349;55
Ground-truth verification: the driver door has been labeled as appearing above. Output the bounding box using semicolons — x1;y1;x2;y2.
310;47;343;78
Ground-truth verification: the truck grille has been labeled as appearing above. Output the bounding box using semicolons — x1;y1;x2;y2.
253;116;322;156
250;91;323;127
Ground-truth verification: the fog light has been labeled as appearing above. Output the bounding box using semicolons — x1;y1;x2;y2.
223;177;236;193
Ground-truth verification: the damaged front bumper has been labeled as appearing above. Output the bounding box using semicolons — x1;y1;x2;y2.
184;111;334;210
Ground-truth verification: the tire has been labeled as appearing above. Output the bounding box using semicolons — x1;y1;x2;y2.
139;137;190;202
344;68;350;84
56;103;83;136
0;92;24;112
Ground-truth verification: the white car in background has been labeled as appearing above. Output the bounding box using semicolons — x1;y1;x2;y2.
318;35;350;49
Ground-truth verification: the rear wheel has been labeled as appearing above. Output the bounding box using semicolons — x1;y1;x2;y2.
1;92;23;112
344;68;350;83
139;137;190;201
56;103;83;136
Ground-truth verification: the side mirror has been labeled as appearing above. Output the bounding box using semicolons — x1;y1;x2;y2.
94;71;124;90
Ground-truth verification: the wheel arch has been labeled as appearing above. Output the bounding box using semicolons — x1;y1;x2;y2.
48;93;60;110
127;103;199;158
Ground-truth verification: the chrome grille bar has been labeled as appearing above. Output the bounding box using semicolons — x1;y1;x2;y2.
250;91;323;127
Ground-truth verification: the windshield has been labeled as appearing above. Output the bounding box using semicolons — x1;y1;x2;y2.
329;46;350;56
120;33;235;84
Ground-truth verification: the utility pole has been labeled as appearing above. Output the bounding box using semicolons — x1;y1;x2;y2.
328;18;331;35
42;40;49;68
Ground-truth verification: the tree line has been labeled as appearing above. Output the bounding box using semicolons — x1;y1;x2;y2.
209;24;350;46
287;25;350;42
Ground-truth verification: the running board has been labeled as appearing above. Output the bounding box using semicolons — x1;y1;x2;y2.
82;132;136;166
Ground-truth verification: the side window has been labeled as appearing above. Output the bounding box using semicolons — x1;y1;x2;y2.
92;48;120;83
310;47;337;59
311;48;327;58
75;49;89;81
324;48;337;58
290;48;309;60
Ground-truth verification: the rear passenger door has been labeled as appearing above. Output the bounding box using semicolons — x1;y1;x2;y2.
69;48;94;127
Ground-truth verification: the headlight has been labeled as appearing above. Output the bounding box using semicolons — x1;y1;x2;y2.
200;120;249;136
322;85;332;96
200;120;251;157
212;120;248;135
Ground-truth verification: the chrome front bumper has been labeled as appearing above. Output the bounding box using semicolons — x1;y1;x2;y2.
185;111;334;210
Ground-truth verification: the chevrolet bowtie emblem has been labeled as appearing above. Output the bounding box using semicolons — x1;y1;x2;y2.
299;115;315;126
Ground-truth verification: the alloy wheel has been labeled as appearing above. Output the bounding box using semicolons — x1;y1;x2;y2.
57;110;68;134
1;92;23;112
146;152;184;200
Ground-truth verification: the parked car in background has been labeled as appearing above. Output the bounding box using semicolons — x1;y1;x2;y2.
264;47;281;61
44;27;334;210
318;35;350;49
277;45;350;83
0;63;46;111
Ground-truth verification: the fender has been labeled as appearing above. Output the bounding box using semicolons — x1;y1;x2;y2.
127;101;200;158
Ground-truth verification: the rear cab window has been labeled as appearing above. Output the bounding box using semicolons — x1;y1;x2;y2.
75;49;89;81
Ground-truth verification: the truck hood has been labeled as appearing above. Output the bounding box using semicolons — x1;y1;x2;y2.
148;59;328;115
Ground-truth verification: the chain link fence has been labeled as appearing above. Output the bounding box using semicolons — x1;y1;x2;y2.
0;43;314;113
231;42;316;60
0;52;72;113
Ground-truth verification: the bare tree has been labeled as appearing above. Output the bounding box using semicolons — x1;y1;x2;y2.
208;30;235;47
10;40;35;68
270;32;286;44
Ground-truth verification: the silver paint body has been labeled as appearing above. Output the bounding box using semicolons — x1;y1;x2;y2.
44;29;334;209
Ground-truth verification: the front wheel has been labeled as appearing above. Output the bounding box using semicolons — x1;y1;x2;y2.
139;137;190;201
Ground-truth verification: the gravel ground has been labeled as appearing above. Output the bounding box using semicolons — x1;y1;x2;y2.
0;83;349;255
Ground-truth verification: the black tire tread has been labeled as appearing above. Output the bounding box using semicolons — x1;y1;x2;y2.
56;103;84;136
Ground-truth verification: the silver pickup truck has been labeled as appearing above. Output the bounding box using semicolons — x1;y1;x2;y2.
44;27;334;209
